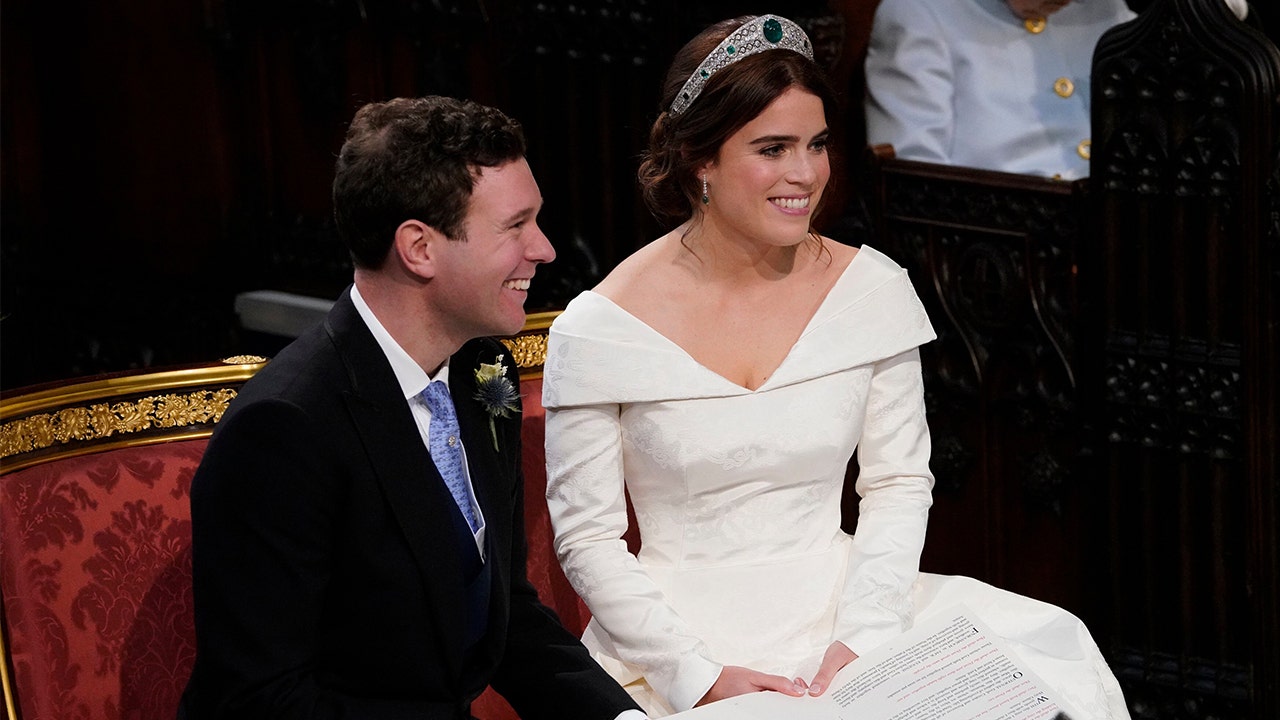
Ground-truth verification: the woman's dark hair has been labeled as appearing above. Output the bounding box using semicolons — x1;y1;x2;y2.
638;17;839;230
332;96;526;269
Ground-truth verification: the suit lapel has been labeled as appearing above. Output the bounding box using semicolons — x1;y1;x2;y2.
448;343;514;541
448;342;518;650
326;291;471;675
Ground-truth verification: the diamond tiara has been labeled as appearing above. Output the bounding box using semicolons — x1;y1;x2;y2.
668;15;815;116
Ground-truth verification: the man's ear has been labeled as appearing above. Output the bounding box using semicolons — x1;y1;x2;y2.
393;219;445;279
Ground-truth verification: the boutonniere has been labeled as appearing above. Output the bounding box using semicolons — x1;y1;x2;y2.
473;355;520;451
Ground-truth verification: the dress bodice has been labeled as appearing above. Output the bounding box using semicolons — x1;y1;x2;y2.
617;367;865;569
546;245;937;569
543;246;938;710
542;247;1131;719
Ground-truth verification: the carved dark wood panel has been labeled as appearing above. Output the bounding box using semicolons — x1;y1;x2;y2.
1091;1;1280;717
866;151;1095;616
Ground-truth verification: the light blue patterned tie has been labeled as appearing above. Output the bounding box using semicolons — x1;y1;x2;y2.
421;381;479;533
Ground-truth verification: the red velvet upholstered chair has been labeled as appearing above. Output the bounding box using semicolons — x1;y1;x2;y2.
0;312;582;720
0;357;267;720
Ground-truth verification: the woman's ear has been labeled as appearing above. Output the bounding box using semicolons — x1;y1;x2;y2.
697;156;721;187
393;219;444;279
696;161;718;207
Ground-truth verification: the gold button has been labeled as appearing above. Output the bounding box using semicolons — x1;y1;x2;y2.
448;435;458;447
1054;77;1075;98
1025;16;1046;34
1077;139;1091;160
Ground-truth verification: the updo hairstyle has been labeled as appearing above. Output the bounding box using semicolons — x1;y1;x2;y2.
637;16;839;229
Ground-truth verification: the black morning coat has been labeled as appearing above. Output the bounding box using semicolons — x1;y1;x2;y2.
179;287;639;720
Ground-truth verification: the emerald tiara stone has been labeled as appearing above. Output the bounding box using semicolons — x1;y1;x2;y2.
668;14;814;116
763;18;783;43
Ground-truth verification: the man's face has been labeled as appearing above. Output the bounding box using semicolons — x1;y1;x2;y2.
1005;0;1072;19
430;157;554;341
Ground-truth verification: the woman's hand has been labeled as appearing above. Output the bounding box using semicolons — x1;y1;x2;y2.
806;641;858;696
695;666;808;706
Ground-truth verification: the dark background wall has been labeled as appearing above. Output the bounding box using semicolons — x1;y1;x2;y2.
3;2;1278;718
0;0;878;389
1;0;1274;389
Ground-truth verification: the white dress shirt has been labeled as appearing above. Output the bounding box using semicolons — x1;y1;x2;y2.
350;285;487;556
351;286;648;720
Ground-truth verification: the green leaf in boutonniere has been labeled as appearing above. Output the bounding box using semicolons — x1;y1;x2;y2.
473;355;520;451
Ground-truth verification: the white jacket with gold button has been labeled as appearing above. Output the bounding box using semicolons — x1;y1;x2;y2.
865;0;1136;179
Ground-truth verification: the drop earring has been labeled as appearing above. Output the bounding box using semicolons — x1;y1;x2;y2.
701;176;709;206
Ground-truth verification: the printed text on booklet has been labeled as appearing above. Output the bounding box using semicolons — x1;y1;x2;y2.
670;605;1082;720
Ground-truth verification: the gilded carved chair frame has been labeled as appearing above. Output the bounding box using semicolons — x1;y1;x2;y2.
0;312;557;720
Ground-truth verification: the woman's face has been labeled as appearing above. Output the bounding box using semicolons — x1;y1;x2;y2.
1005;0;1072;19
700;86;830;250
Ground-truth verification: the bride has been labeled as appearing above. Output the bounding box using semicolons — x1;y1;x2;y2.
542;14;1131;718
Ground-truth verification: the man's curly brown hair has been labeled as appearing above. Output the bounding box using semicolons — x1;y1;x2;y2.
333;96;526;269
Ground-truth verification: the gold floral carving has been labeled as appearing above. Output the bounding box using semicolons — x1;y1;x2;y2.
501;334;548;370
0;388;238;460
222;354;269;365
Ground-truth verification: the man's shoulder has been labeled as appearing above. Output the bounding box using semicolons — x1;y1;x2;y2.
225;323;361;423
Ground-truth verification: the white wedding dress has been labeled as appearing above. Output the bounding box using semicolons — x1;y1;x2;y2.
543;246;1129;718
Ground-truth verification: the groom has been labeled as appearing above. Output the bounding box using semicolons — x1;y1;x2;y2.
179;96;642;720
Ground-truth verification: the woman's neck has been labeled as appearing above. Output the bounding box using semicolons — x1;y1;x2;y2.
677;220;821;285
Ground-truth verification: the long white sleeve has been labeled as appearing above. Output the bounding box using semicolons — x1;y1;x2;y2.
833;347;934;653
546;402;723;711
